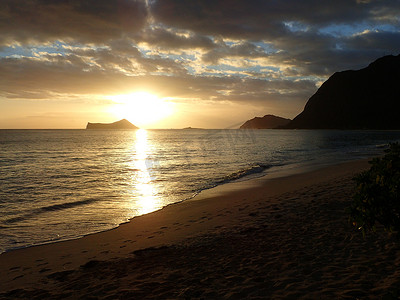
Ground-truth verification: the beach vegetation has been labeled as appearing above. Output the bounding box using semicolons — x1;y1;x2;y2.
350;143;400;236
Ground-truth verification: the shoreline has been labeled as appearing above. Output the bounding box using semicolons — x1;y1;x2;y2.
3;158;400;298
0;157;363;256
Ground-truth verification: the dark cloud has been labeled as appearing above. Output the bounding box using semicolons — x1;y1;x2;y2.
202;41;270;64
135;27;216;50
150;0;400;77
151;0;286;40
344;30;400;53
151;0;400;39
0;0;148;46
267;28;400;76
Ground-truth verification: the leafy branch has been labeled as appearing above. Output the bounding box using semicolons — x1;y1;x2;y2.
350;143;400;236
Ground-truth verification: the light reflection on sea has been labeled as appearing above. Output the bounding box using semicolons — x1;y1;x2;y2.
132;129;160;215
1;129;400;253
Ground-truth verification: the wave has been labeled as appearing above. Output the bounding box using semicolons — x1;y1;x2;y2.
185;164;276;201
3;198;98;224
375;143;389;149
217;164;272;184
39;198;97;212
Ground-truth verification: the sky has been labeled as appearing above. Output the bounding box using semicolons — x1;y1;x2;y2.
1;0;399;129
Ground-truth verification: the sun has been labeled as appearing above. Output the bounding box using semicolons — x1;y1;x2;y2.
108;92;174;127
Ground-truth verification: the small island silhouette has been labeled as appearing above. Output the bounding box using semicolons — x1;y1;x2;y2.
86;119;139;129
240;115;291;129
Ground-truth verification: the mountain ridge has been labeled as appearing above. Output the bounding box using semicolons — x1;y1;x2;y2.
284;54;400;129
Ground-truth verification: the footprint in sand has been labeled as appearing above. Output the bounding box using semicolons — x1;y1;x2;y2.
39;268;51;273
238;205;249;211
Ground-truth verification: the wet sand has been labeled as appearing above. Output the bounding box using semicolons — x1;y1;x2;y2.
1;159;400;299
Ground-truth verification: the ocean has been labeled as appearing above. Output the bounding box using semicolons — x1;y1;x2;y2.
1;129;400;253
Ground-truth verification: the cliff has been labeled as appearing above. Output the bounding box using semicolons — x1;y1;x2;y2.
86;119;139;129
240;115;291;129
285;54;400;129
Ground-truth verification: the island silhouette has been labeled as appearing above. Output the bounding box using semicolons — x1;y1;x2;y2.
240;115;291;129
86;119;139;129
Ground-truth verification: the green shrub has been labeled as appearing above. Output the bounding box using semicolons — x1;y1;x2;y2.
350;143;400;235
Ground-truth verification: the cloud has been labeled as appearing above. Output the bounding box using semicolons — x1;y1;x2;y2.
344;30;400;53
202;41;271;64
0;51;316;108
1;0;400;124
0;0;148;46
135;27;216;50
151;0;400;39
149;0;400;76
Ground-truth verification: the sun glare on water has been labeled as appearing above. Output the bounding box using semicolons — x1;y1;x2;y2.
109;92;174;127
132;128;160;215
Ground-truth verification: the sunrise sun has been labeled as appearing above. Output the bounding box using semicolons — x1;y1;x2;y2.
109;92;174;127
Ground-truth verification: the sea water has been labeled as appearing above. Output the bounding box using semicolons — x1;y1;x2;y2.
1;129;400;253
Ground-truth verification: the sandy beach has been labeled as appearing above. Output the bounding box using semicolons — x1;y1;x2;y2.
1;159;400;299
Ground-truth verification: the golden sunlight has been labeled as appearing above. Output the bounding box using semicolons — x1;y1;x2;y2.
109;92;174;127
132;129;160;215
